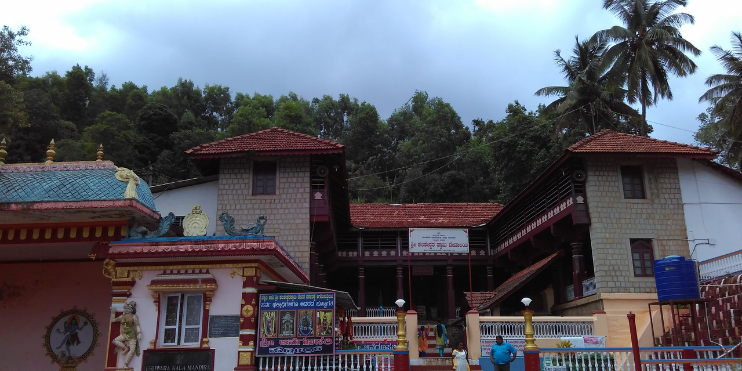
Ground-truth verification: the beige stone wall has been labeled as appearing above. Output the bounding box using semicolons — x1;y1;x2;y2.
585;157;689;294
216;155;311;272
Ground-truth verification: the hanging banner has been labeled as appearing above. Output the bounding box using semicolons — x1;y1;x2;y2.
257;292;335;356
409;228;469;253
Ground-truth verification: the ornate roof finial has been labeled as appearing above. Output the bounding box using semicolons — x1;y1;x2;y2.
97;144;104;161
0;138;7;165
45;139;56;164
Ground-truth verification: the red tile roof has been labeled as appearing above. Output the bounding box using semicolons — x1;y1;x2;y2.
478;251;562;310
186;127;344;157
350;203;504;228
465;291;497;309
568;130;717;157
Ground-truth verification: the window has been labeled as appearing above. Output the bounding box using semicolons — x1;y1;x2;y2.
621;166;645;199
253;161;277;195
160;293;203;346
630;239;654;277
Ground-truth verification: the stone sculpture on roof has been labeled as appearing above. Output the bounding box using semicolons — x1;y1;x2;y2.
183;205;209;236
219;212;268;236
115;167;140;200
126;212;176;239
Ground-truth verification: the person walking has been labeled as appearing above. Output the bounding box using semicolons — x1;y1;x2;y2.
434;319;447;356
418;326;428;357
489;335;517;371
452;343;469;371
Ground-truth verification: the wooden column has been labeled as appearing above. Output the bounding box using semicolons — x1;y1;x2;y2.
310;243;319;286
446;265;455;320
358;266;366;316
235;267;260;371
396;266;404;302
486;266;494;291
571;242;585;299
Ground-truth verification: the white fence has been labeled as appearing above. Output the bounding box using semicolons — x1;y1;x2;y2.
352;322;398;340
480;316;594;339
540;347;736;371
698;251;742;281
365;307;397;317
258;352;394;371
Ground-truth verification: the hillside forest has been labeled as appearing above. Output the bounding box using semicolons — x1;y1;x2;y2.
1;1;741;204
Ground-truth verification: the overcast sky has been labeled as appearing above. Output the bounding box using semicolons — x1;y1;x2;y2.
4;0;740;145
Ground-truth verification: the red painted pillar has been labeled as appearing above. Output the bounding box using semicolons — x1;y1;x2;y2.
358;266;366;316
235;267;260;371
486;266;494;292
396;266;404;302
446;265;455;320
571;242;585;299
627;312;642;371
524;351;540;371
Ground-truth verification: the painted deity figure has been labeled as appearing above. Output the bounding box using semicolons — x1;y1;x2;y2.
56;315;88;360
110;301;142;367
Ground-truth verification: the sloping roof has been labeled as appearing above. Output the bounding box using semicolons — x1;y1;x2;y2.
568;130;717;157
186;127;344;157
350;203;504;228
0;161;156;211
478;251;562;310
464;291;497;309
697;159;742;184
260;280;358;310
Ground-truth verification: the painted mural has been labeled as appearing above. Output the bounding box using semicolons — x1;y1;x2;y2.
43;307;101;369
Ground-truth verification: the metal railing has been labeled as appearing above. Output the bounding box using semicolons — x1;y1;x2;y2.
698;250;742;281
258;351;394;371
346;309;358;317
539;347;737;371
480;316;594;339
353;322;398;340
566;277;598;302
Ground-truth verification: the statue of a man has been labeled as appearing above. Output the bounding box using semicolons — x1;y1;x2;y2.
110;301;142;367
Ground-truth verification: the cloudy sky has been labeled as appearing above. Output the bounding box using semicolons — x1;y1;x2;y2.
3;0;740;144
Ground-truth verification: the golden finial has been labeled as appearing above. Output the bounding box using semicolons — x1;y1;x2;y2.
45;139;56;164
97;144;104;161
0;137;7;165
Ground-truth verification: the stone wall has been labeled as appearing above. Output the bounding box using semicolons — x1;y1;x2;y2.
217;155;311;272
585;157;688;294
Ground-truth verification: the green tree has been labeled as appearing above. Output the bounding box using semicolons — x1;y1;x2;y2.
312;94;358;141
535;35;639;136
61;64;93;129
273;92;316;135
0;81;26;134
57;111;138;167
203;84;233;131
695;105;739;170
597;0;700;135
0;25;33;84
134;103;179;166
698;31;742;167
222;93;274;138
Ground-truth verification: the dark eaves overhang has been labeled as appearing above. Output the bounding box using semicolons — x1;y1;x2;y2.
259;280;358;310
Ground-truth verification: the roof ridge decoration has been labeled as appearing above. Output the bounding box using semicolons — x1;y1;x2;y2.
567;129;717;155
126;212;176;239
219;212;268;236
0;161;117;173
183;205;209;236
115;167;140;200
185;127;344;157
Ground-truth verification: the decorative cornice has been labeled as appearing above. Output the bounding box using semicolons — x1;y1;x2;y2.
0;199;160;219
0;161;116;173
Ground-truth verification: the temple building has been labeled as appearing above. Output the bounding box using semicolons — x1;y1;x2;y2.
3;127;742;370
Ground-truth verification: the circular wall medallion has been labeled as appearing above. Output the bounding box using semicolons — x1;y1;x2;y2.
242;304;254;318
43;307;101;368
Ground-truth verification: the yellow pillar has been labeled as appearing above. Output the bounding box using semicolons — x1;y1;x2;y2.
592;310;608;337
466;310;481;360
395;309;408;351
407;310;419;359
523;310;538;351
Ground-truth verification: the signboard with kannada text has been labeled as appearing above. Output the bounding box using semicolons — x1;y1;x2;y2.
257;292;335;356
409;228;469;253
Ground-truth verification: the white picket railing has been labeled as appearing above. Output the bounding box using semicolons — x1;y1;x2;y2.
539;347;736;371
698;251;742;281
365;307;396;317
346;309;358;317
480;316;594;339
258;352;394;371
353;322;398;340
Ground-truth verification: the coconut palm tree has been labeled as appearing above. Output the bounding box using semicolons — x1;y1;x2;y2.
535;35;638;136
597;0;701;136
698;31;742;161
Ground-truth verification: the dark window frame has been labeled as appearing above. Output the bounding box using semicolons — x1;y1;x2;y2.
252;161;277;195
621;166;645;199
630;239;654;277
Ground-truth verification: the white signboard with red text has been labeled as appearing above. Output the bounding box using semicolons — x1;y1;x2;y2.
409;228;469;253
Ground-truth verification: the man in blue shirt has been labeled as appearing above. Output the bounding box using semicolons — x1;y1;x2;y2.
489;335;517;371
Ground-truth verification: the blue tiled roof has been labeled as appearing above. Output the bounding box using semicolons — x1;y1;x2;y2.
0;164;156;211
